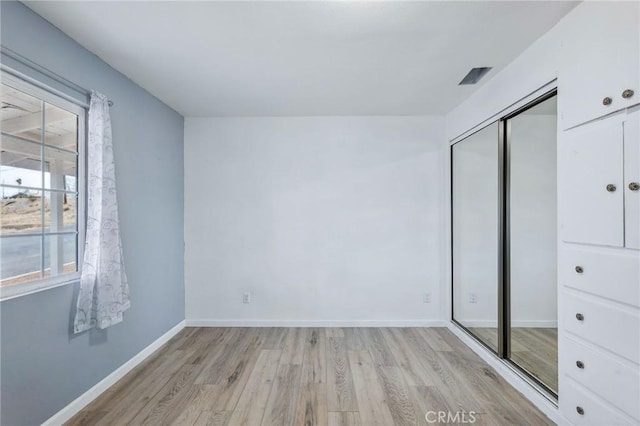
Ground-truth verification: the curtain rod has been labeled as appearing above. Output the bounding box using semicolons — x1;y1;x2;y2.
1;45;114;107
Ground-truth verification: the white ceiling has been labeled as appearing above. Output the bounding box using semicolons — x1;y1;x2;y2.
25;1;578;117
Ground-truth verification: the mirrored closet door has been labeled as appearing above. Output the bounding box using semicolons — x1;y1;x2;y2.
451;122;501;353
506;93;558;394
452;91;558;396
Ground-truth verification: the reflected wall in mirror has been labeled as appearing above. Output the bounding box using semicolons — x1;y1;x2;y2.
452;121;500;352
508;94;558;394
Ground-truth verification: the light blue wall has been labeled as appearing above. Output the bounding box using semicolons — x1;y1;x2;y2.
0;2;185;425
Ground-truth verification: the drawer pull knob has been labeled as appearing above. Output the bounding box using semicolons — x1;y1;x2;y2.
576;313;584;321
630;182;640;191
606;184;617;192
576;360;585;369
575;266;584;274
576;406;584;415
603;96;613;105
622;89;635;99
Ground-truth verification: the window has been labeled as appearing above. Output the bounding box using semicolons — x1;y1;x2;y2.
0;71;86;299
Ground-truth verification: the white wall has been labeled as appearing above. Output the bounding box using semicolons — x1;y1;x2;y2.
184;116;446;325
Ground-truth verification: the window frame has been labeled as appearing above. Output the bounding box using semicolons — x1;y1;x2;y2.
1;70;86;301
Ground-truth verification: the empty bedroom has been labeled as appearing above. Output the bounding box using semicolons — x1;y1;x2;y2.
0;1;638;425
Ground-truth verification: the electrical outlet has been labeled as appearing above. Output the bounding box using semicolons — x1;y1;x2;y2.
243;292;251;304
423;292;431;303
469;293;478;303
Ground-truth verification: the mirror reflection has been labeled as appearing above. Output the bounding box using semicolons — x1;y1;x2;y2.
452;121;500;352
508;95;558;394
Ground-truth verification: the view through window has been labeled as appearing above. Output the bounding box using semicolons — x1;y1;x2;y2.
1;74;85;292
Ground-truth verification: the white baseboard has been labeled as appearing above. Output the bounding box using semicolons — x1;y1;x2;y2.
42;320;186;426
455;320;499;327
512;320;558;328
456;320;557;328
185;319;448;327
447;322;567;425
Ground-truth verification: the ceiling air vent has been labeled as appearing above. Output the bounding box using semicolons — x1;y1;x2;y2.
459;67;493;85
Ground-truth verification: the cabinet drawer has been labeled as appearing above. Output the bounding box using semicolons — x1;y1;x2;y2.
560;247;640;307
563;292;640;363
561;378;635;425
563;337;640;420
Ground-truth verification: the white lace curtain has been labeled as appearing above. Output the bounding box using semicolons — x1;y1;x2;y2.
74;91;130;333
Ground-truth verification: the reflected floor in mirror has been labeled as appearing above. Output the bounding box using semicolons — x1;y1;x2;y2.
468;327;558;394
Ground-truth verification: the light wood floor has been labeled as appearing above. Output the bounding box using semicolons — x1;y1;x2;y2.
468;327;558;394
66;327;554;426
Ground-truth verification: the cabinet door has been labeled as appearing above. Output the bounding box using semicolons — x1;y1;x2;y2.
559;118;624;246
559;2;640;130
624;112;639;249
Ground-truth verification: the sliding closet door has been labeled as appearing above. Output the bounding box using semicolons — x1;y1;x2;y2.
507;94;558;394
452;91;558;396
452;122;500;352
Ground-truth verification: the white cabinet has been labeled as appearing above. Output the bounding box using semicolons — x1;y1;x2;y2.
624;115;640;249
559;289;640;424
560;378;636;425
554;3;640;424
562;291;640;364
559;1;640;130
558;112;640;424
559;112;639;248
559;117;624;247
560;246;640;306
563;336;640;420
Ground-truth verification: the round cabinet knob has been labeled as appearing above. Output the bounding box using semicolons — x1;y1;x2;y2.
576;406;585;415
622;89;635;99
629;182;640;191
575;266;584;274
606;184;617;192
576;360;585;369
576;313;584;321
603;97;613;106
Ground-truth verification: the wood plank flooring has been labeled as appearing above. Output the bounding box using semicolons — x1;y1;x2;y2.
511;328;558;394
66;327;554;426
468;327;558;394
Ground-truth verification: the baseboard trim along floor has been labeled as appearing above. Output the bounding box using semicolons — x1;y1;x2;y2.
42;320;186;426
185;319;449;327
